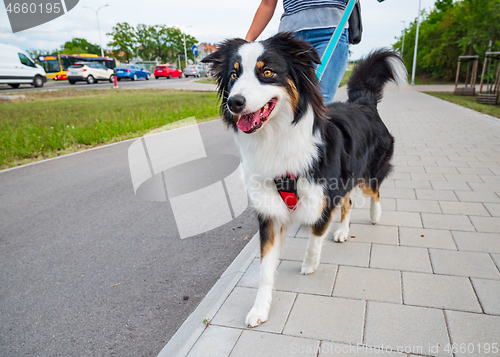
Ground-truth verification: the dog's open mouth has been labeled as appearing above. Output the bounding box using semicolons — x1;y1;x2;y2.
236;98;277;134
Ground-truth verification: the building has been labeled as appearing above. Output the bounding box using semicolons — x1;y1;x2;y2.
198;43;216;61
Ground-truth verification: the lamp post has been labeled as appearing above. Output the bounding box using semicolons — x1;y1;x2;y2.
182;25;193;69
411;0;422;85
400;21;405;57
83;5;109;58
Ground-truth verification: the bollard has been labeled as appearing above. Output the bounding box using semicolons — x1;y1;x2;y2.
113;74;118;89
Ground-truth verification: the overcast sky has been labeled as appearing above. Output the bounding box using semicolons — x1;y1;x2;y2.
1;0;437;60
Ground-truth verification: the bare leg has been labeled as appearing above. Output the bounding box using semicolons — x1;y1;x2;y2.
301;206;334;274
333;192;352;243
246;216;283;327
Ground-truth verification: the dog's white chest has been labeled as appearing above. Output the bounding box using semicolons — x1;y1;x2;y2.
234;106;324;224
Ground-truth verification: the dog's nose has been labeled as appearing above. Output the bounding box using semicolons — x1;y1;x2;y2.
227;95;246;114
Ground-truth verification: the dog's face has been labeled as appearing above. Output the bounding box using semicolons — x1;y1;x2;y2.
202;33;325;134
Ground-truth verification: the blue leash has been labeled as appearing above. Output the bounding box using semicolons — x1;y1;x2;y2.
316;0;357;82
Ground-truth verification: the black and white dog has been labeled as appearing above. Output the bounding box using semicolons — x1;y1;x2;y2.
202;33;406;327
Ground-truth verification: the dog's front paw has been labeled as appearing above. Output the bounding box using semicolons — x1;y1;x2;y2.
300;263;318;275
245;305;269;328
333;228;349;243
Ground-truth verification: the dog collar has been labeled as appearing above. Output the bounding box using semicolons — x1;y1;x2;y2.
274;173;299;210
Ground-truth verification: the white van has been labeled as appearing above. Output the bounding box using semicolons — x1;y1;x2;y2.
0;44;47;89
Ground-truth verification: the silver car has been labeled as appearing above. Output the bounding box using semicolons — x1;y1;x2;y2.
183;65;208;78
67;62;115;85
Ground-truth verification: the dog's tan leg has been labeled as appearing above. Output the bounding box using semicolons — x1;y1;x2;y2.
361;184;381;224
246;216;284;328
333;192;352;243
301;206;334;274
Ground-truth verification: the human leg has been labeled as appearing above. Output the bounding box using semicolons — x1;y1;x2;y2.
294;27;349;104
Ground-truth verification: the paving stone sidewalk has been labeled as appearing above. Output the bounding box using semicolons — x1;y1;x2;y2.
172;86;500;357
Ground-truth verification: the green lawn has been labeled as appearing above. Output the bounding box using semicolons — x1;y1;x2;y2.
424;92;500;119
0;89;220;169
195;77;217;84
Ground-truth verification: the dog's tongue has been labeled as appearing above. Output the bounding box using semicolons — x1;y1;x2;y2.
237;111;261;132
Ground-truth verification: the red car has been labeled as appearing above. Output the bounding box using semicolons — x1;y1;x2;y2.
154;64;183;79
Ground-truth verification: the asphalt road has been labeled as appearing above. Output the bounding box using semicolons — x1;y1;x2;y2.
0;120;257;356
0;76;213;94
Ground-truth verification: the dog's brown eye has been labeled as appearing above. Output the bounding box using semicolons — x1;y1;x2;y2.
263;70;273;77
231;72;238;80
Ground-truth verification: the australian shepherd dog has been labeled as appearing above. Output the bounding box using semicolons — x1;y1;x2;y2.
202;32;407;327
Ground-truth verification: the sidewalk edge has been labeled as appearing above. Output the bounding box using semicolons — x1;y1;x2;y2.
157;232;259;357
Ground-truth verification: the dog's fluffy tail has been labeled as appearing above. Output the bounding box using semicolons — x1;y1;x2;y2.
347;49;407;106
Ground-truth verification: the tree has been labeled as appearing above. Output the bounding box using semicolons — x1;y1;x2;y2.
136;24;169;61
435;0;453;12
107;22;136;62
60;38;101;55
135;24;155;61
167;27;197;65
108;23;198;65
135;25;197;64
393;0;500;81
27;48;59;61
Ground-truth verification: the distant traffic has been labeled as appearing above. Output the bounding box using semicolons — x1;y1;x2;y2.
38;53;118;81
1;43;210;90
0;43;47;89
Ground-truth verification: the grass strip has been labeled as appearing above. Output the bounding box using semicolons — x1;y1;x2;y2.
424;92;500;119
0;89;220;169
339;69;352;88
194;78;217;84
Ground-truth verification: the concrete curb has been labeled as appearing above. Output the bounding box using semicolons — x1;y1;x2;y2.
0;94;25;100
157;232;259;357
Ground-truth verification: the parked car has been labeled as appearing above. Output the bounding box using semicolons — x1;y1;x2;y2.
115;64;150;81
67;62;115;84
183;65;208;78
154;64;183;79
0;43;47;88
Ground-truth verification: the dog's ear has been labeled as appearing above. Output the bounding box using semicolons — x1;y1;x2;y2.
201;38;247;80
201;38;246;131
265;32;321;67
264;32;325;124
201;38;246;103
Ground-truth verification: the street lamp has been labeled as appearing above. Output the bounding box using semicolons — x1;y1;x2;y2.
83;4;109;58
182;25;193;69
411;0;422;85
400;21;405;57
